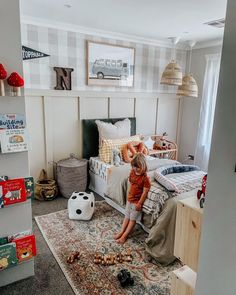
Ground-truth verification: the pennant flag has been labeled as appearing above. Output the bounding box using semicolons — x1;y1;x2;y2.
22;46;50;61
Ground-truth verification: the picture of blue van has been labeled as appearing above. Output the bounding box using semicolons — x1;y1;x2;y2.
92;59;129;79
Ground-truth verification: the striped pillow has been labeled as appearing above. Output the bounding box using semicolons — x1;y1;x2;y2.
99;135;141;164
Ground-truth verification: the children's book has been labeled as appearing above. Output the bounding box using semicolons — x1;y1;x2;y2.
0;237;8;246
0;114;26;130
0;178;27;206
13;235;36;263
24;177;34;199
8;230;32;243
0;243;18;271
0;128;29;153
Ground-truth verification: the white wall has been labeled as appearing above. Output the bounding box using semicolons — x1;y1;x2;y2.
196;0;236;293
25;90;180;179
178;45;222;163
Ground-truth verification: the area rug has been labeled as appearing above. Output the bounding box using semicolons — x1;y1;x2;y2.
35;201;180;295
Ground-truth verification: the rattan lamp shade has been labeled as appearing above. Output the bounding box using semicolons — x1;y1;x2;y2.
160;60;183;86
177;74;198;98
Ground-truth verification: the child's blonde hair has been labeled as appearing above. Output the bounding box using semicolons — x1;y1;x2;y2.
131;153;147;173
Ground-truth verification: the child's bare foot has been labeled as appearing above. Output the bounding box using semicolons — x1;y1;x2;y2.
114;232;124;240
116;235;128;244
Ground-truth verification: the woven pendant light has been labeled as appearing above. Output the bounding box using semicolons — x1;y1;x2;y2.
177;74;198;97
160;60;183;85
177;40;198;98
160;37;183;86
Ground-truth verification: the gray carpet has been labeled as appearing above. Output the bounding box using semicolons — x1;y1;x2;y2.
0;193;103;295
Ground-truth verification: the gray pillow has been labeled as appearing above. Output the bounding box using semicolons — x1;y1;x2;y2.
95;118;131;146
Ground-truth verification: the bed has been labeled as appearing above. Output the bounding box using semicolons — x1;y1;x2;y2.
82;117;204;265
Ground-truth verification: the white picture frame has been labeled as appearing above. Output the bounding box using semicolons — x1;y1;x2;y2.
87;41;135;87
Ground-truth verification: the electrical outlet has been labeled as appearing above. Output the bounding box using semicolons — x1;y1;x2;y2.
188;155;194;161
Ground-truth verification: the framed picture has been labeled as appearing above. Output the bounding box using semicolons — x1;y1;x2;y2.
87;41;135;87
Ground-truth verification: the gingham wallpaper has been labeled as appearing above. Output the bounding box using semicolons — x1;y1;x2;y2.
21;23;187;93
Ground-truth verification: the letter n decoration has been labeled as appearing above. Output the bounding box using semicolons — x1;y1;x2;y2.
54;67;74;90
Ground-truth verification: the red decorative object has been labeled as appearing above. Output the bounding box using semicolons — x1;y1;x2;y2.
0;64;7;96
197;174;207;208
7;72;24;96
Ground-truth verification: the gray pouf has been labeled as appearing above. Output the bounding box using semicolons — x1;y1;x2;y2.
56;154;88;198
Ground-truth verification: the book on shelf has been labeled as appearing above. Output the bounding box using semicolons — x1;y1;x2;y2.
13;235;36;263
0;178;27;206
0;243;18;271
0;114;26;130
0;128;29;153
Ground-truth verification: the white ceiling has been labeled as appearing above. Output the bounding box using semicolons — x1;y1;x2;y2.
20;0;227;45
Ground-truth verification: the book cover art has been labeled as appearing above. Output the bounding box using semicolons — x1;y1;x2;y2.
0;243;18;271
0;114;26;130
0;237;8;246
13;235;36;263
0;128;29;153
8;230;32;243
24;177;34;199
0;191;4;208
0;178;27;206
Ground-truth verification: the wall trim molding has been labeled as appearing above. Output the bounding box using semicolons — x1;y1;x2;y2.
25;88;179;99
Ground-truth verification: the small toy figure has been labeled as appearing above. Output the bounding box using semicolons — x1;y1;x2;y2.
197;174;207;208
94;252;102;264
112;148;122;166
66;251;81;264
117;269;134;287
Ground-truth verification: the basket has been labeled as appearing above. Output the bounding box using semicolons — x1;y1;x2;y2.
35;169;58;201
56;154;88;199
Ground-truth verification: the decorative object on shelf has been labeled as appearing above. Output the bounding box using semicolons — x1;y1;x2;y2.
0;243;18;271
56;154;87;198
160;37;183;86
0;64;7;96
22;46;50;61
177;40;198;98
54;67;74;90
0;114;26;129
68;191;94;221
122;141;148;163
35;169;58;201
87;41;135;87
197;174;207;208
7;72;24;96
0;128;29;153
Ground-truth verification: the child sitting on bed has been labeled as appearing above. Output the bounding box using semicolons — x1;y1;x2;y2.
114;153;151;244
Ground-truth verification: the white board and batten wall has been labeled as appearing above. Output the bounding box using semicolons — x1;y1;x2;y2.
25;89;181;179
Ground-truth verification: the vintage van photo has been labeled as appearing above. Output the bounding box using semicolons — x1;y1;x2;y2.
92;59;129;79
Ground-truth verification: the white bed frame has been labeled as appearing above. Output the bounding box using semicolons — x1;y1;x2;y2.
89;170;150;233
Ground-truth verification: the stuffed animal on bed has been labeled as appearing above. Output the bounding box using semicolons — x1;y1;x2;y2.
111;148;122;166
153;132;168;150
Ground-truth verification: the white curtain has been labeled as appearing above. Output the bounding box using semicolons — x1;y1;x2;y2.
195;54;221;172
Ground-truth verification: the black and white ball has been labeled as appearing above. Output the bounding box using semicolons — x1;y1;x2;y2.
68;192;95;221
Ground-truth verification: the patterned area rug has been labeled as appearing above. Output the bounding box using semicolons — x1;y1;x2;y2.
35;201;180;295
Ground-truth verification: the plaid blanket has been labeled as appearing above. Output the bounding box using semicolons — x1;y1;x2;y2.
143;170;205;222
